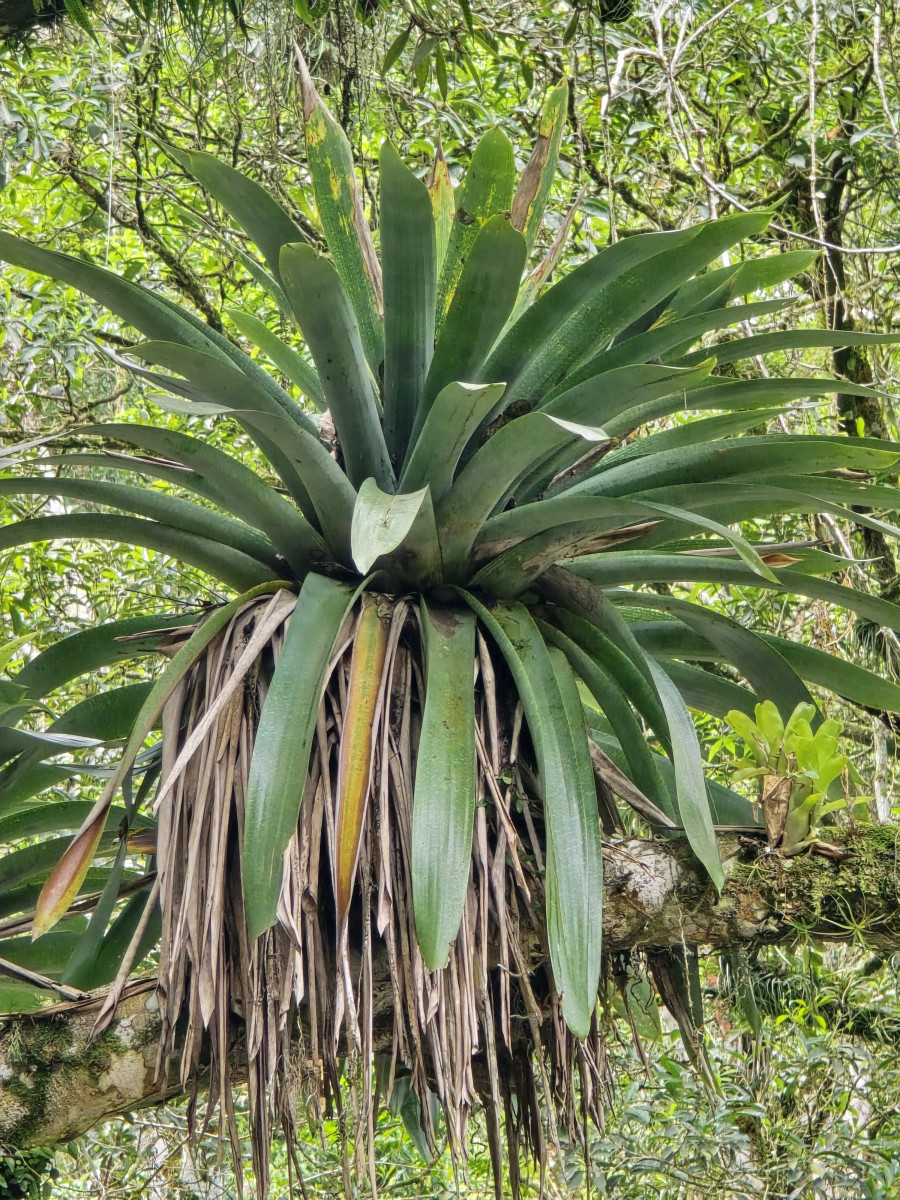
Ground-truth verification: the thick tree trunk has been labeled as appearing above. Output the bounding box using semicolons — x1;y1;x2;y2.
2;827;897;1149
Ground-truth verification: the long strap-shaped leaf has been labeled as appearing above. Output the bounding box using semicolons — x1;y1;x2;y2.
401;381;506;502
0;514;276;594
226;409;358;566
243;573;357;939
334;598;388;934
571;552;900;630
295;50;384;373
0;478;280;571
418;217;526;428
163;144;308;283
661;659;758;720
438;412;609;579
226;309;326;411
280;244;393;492
487;214;770;409
14;612;191;698
677;328;900;370
567;298;789;381
561;435;900;499
77;422;326;577
0;234;232;359
546;608;671;752
473;495;779;597
541;622;674;820
435;126;516;329
412;602;477;970
614;592;815;720
511;79;569;257
646;659;723;890
380;140;437;467
461;592;603;1039
33;582;288;937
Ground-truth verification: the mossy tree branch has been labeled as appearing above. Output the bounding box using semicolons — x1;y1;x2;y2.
2;827;899;1150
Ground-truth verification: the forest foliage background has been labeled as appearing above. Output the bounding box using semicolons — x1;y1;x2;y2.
2;0;900;1194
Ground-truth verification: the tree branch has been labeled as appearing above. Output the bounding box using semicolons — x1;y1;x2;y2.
3;827;898;1150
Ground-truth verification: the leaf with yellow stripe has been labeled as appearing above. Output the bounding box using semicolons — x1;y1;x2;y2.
428;140;455;277
295;49;384;374
334;598;389;932
435;127;515;330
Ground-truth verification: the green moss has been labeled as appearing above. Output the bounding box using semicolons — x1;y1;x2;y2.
732;824;900;944
2;1017;73;1146
1;1021;131;1146
80;1030;127;1079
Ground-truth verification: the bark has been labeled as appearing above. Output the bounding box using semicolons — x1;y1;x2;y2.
2;827;898;1150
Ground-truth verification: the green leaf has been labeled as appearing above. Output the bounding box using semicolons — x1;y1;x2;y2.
243;573;356;939
215;408;357;566
0;931;81;979
758;635;900;712
569;552;900;630
730;249;821;296
380;141;437;466
561;435;899;499
296;52;384;373
0;803;147;843
0;833;118;894
77;422;325;578
620;596;815;720
163;145;306;283
350;479;429;574
488;214;769;410
434;41;448;100
646;659;723;890
412;603;476;969
226;309;326;411
0;514;275;594
462;593;603;1038
0;635;35;676
419;217;526;427
0;979;57;1013
121;339;302;426
474;489;780;597
62;0;97;38
435;127;516;328
279;243;393;491
14;613;189;699
542;622;674;819
382;25;411;72
438;412;608;579
88;884;161;987
511;80;569;257
660;659;758;720
428;143;454;278
0;234;230;359
0;477;280;572
547;608;670;750
677;328;900;370
574;299;789;379
596;408;790;471
401;381;506;502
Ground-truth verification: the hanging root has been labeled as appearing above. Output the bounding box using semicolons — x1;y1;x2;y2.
152;592;609;1197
